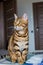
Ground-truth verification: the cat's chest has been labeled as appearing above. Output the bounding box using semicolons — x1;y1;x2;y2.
14;41;28;51
17;41;25;51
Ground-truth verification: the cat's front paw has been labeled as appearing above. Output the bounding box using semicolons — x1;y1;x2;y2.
11;59;16;63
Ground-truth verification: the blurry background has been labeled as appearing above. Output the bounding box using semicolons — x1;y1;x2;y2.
0;0;17;49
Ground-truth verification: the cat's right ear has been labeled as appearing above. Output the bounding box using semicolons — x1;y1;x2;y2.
14;14;18;20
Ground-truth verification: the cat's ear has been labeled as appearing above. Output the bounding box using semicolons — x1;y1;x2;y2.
14;14;18;20
22;13;28;21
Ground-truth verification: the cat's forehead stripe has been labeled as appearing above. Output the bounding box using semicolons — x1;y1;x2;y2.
16;17;22;21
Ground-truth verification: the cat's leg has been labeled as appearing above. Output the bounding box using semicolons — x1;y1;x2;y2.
10;52;17;63
16;52;24;64
22;49;28;63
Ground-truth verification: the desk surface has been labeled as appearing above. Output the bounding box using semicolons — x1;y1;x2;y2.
0;58;26;65
0;58;43;65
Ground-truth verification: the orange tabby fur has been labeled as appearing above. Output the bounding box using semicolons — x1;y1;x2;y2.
8;14;29;64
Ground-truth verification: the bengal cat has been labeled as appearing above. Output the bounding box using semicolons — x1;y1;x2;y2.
8;13;29;64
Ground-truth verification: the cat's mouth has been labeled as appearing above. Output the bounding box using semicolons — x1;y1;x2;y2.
14;26;23;30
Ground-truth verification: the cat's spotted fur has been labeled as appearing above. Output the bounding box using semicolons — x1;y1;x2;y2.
8;14;29;64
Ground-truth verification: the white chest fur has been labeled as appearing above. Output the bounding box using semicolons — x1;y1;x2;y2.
16;41;28;51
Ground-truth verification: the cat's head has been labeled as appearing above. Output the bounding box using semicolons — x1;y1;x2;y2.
14;13;28;30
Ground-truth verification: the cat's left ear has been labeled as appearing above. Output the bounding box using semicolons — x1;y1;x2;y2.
22;13;28;21
14;14;18;20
